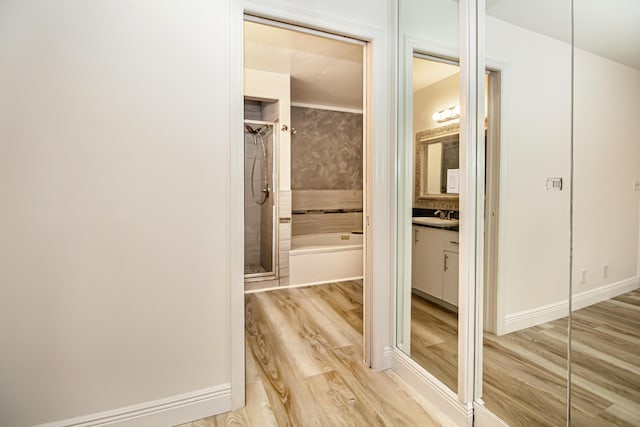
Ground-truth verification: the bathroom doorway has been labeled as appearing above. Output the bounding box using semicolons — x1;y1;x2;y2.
241;14;370;374
242;17;367;293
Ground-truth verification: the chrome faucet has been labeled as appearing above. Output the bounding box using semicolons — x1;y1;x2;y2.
434;210;455;220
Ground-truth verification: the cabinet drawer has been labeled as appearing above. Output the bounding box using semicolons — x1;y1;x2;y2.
443;231;460;253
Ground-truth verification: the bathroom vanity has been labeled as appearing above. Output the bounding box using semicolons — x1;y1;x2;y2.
411;221;459;309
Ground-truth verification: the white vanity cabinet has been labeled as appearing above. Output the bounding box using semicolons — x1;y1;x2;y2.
411;224;459;308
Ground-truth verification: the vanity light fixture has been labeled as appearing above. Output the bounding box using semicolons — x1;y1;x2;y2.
432;105;460;123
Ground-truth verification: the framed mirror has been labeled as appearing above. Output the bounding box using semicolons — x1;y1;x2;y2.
415;124;460;201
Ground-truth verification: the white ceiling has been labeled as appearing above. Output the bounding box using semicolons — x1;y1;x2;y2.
413;57;459;92
486;0;640;70
244;21;363;110
245;2;639;108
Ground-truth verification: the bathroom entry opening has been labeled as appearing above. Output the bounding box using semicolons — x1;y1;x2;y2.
242;15;371;360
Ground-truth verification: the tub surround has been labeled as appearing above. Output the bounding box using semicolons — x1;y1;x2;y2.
278;191;292;287
291;106;364;237
290;233;364;286
292;189;363;236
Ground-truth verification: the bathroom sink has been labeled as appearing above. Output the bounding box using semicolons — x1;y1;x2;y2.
412;217;459;228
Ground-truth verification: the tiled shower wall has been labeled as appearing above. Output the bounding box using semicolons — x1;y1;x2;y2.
291;106;363;235
244;100;276;272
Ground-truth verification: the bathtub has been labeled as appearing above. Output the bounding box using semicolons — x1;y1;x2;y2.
290;233;363;286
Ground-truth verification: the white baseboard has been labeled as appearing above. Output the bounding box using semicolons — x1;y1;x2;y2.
503;277;639;334
244;276;363;294
391;349;471;427
378;345;394;370
36;384;232;427
473;401;509;427
572;276;639;311
503;299;568;334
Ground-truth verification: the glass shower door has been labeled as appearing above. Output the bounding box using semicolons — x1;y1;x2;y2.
244;120;278;278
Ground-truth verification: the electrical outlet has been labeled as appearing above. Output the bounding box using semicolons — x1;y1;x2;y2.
603;265;609;279
580;269;587;284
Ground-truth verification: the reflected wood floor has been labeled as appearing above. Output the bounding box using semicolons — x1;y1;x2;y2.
178;281;446;427
410;295;458;392
410;289;640;426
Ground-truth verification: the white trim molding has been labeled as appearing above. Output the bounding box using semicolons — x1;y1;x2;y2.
503;276;640;334
35;384;232;427
391;349;472;427
473;401;509;427
573;276;640;310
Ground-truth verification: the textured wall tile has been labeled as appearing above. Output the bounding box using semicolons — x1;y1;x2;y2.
292;212;362;236
291;107;363;190
292;190;362;211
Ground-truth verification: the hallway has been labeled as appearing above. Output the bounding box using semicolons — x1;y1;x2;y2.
179;282;445;426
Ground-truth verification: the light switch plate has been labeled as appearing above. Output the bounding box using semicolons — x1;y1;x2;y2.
634;179;639;191
546;177;563;191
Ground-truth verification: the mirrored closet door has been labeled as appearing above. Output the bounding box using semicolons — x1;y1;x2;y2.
570;1;640;425
472;1;640;426
397;1;639;426
473;1;573;425
396;0;463;394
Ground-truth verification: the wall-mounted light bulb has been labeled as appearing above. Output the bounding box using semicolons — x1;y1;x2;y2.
433;105;461;122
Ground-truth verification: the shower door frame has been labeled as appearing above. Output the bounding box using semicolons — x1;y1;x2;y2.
243;119;279;281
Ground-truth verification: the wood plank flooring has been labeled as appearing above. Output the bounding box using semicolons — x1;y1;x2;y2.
410;295;458;392
409;289;640;426
177;281;447;427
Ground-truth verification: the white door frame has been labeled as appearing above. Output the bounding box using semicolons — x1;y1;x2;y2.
229;0;394;409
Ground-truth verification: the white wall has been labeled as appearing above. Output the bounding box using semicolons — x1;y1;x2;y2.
0;1;232;425
487;18;640;330
413;73;460;136
0;0;394;425
412;73;460;204
573;50;640;296
486;17;573;322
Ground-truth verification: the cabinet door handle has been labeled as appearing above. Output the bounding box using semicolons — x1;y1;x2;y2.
444;253;449;271
414;228;419;243
449;241;459;245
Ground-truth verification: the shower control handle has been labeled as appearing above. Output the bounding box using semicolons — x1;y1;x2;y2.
281;124;296;134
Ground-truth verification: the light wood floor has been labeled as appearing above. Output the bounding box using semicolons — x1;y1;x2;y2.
410;295;458;392
410;289;640;427
177;281;446;427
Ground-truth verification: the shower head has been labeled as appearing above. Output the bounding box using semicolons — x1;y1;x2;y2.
245;124;269;135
